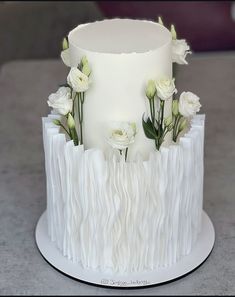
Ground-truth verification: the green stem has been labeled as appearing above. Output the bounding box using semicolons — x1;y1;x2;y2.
155;138;160;150
80;98;83;144
81;92;85;104
80;120;83;144
155;109;161;134
81;93;84;123
125;147;128;162
154;99;166;150
159;127;169;144
72;92;77;117
149;99;153;124
68;127;73;140
77;92;83;144
172;116;177;142
160;100;165;133
157;109;161;125
173;114;182;142
60;123;71;138
77;93;81;122
175;124;183;142
152;98;156;125
70;127;79;146
175;116;181;141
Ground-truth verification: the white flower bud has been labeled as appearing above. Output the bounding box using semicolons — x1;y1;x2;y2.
179;118;188;131
172;100;179;116
82;63;91;77
53;119;61;126
62;37;69;50
171;24;177;40
145;80;156;100
158;16;164;26
67;113;75;129
81;56;88;66
164;116;172;127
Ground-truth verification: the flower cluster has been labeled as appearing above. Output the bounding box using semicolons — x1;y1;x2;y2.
142;77;177;150
141;17;201;149
142;77;201;148
47;37;91;146
158;17;191;65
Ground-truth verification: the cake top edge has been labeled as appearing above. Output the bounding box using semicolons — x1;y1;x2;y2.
68;18;172;55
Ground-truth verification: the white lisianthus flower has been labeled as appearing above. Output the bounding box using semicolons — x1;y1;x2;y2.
67;67;89;93
179;91;201;117
107;122;137;150
172;39;191;65
47;87;72;115
61;48;71;67
155;77;177;100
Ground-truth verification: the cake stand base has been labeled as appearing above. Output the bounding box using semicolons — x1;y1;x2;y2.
35;210;215;288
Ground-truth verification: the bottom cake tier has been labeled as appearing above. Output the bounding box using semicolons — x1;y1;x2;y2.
42;114;205;273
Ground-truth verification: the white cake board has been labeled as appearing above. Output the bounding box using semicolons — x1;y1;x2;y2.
35;210;215;288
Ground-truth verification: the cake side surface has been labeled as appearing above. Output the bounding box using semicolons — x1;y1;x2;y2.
42;114;205;273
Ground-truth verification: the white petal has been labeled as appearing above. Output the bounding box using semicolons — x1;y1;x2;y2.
61;49;71;67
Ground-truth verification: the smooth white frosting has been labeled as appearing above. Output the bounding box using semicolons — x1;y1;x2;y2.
42;114;205;273
68;19;172;160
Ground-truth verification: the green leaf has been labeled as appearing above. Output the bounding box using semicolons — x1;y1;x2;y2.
142;115;157;140
146;117;152;126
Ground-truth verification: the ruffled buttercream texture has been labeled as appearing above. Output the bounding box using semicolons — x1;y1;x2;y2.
42;114;205;273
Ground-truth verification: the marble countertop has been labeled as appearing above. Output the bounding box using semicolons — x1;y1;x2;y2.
0;54;235;295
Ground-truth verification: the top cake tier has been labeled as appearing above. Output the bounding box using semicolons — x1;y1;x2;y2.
69;18;171;54
68;19;172;159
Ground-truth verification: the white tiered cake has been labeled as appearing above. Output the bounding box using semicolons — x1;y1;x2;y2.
42;19;205;276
